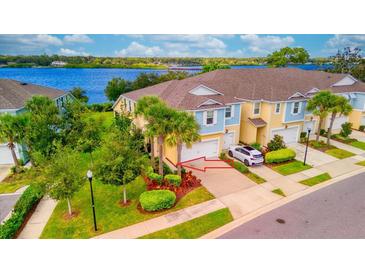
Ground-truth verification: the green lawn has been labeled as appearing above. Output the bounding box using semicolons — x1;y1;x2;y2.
41;177;214;239
299;173;331;186
272;160;312;176
272;188;286;197
139;208;233;239
350;141;365;151
0;168;39;194
84;111;114;129
245;171;266;184
356;160;365;166
325;148;355;159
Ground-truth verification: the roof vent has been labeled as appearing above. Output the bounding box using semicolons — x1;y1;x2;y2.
20;82;28;85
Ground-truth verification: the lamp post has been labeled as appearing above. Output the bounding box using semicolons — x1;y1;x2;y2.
87;170;97;231
303;128;311;166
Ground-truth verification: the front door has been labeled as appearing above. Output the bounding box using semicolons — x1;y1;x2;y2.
223;132;234;149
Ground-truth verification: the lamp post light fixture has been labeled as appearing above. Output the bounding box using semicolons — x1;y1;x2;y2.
87;170;97;231
303;128;311;166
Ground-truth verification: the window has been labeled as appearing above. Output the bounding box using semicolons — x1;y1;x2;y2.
275;103;281;114
225;106;232;118
206;110;214;125
292;102;301;114
253;102;260;115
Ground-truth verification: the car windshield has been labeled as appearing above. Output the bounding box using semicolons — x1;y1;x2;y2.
243;146;255;151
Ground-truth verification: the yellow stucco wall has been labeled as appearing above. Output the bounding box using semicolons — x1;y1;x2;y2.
239;102;258;144
349;110;364;129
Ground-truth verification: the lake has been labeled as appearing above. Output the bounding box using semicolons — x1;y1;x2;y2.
0;64;331;104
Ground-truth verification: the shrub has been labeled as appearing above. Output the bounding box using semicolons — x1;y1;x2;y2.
250;142;262;151
139;190;176;212
265;148;296;164
320;129;327;136
267;134;286;151
340;122;352;137
359;125;365;132
153;158;173;174
0;185;43;239
87;102;113;112
164;174;181;187
219;152;228;160
300;131;307;139
148;172;163;185
233;161;249;173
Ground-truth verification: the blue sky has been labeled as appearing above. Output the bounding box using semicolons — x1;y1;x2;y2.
0;34;364;57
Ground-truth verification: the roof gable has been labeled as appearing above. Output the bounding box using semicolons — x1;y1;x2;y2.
189;84;223;96
288;92;306;99
332;75;357;87
197;98;223;108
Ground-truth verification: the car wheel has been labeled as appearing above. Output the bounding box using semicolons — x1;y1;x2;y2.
244;159;250;166
228;151;233;157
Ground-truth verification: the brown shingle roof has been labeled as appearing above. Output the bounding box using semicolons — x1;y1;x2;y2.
0;79;67;110
248;118;267;128
120;68;365;110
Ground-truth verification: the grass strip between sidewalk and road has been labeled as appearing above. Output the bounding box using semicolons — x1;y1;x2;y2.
272;188;286;197
139;208;233;239
299;173;331;187
350;141;365;151
356;160;365;166
325;148;355;159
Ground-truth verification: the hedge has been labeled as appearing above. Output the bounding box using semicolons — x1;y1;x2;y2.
164;174;181;187
265;148;296;164
148;172;163;184
139;190;176;212
0;185;43;239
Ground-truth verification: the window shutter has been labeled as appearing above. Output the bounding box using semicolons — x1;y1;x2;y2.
298;102;302;113
231;105;235;118
203;111;207;126
291;103;294;114
213;110;218;125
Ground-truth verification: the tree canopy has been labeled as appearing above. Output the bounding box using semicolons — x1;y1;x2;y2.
70;87;89;103
267;47;310;67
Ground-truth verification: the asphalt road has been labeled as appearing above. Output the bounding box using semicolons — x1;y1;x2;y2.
0;194;21;222
220;172;365;239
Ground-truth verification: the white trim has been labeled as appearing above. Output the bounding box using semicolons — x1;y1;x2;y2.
283;118;305;124
288;92;306;100
331;75;358;87
199;130;225;136
291;101;302;115
197;98;223;108
188;84;224;96
224;105;233;119
305;87;320;96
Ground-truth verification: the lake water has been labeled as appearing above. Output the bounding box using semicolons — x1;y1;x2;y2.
0;64;330;104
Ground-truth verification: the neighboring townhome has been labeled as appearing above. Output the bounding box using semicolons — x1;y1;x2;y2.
113;68;365;165
0;79;69;164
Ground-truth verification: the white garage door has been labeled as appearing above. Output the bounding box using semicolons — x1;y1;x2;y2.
332;116;348;130
0;144;14;165
223;132;234;149
181;139;219;162
271;126;299;144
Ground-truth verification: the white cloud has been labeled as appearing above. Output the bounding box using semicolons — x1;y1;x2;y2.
240;34;294;54
64;34;93;43
326;34;365;48
59;48;90;56
115;42;162;57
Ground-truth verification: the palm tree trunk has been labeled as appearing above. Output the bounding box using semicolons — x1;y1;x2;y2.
316;118;322;142
67;198;72;216
8;142;19;167
150;137;155;169
123;181;127;204
177;142;182;176
327;112;336;145
157;135;164;176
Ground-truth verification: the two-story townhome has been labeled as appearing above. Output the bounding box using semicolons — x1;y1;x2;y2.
113;68;365;165
0;79;70;164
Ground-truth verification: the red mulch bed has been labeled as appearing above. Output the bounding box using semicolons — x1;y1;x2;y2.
118;200;132;207
144;171;202;200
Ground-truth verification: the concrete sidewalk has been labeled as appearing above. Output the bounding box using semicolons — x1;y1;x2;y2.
94;198;225;239
0;165;11;182
17;196;57;239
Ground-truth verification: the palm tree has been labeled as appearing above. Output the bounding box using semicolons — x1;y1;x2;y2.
166;111;200;176
326;95;353;145
147;103;175;175
0;113;28;167
306;90;336;142
135;96;168;171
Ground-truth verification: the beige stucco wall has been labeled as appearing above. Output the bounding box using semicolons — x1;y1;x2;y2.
348;109;364;129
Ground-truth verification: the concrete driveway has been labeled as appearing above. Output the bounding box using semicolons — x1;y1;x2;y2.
351;130;365;142
0;165;11;182
186;158;257;198
289;143;337;167
0;193;21;222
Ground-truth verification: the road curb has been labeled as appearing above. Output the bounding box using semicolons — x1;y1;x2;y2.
200;167;365;239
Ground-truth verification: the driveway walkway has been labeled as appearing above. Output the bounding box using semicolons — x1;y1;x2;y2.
95;198;225;239
289;143;337;167
17;197;57;239
350;130;365;142
0;193;21;223
318;136;365;155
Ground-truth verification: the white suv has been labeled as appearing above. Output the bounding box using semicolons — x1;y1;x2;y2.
228;145;264;166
